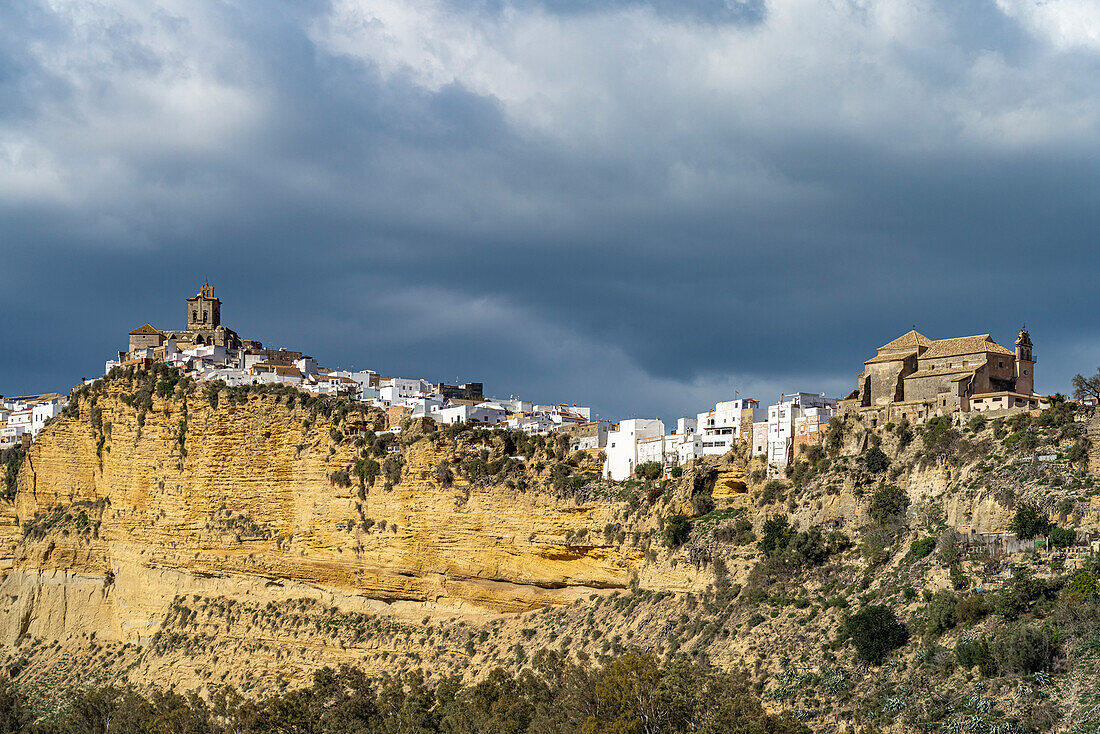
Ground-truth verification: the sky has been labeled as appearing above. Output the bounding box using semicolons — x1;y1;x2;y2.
3;0;1100;423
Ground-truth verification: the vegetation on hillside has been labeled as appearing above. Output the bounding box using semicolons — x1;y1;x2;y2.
0;651;806;734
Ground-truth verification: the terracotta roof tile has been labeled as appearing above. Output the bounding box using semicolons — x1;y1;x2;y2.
128;323;162;336
877;330;932;352
865;349;918;365
907;366;979;379
921;335;1013;359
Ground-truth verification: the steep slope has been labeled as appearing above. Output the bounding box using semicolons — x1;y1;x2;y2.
3;369;1100;733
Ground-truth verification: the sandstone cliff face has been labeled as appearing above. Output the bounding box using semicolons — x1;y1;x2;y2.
0;381;661;654
5;378;1096;723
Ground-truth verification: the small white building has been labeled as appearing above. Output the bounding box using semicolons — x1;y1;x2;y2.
758;393;838;467
604;419;665;480
431;403;506;426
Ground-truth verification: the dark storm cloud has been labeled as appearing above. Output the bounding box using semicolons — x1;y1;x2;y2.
3;0;1100;422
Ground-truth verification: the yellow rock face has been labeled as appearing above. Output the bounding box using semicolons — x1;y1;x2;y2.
1;381;651;646
711;466;748;497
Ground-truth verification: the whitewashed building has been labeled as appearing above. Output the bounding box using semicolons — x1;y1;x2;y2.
431;403;506;425
757;393;838;467
604;419;665;480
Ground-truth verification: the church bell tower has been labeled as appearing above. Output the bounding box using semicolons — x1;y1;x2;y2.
1014;328;1035;395
186;282;222;330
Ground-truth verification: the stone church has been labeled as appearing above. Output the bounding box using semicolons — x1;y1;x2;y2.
841;328;1042;423
127;284;263;355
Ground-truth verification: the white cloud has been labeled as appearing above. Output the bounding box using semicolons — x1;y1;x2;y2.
311;0;1100;156
995;0;1100;51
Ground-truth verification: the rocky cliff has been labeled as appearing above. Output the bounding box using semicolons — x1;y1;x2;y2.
3;372;1099;732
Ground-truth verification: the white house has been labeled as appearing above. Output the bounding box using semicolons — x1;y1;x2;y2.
694;398;764;457
604;419;665;480
534;404;592;423
377;378;433;405
431;403;506;425
759;393;838;467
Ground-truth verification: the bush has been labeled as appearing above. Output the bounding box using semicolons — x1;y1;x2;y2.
995;569;1061;620
843;604;909;665
1064;442;1088;466
908;536;936;561
924;591;957;636
759;480;787;505
670;466;683;478
956;638;996;676
789;527;830;567
664;515;692;548
824;418;844;455
861;446;890;473
955;594;992;625
967;415;988;433
868;483;909;524
921;416;959;459
434;460;454;488
1064;570;1098;600
895;418;913;449
801;444;824;464
759;515;793;557
990;625;1057;675
635;461;662;481
1009;502;1052;539
1049;526;1076;548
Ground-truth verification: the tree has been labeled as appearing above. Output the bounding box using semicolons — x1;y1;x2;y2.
843;605;909;665
663;515;692;548
1009;502;1052;539
868;483;909;524
1050;527;1076;548
861;446;890;473
759;515;793;557
924;591;958;635
1064;569;1098;600
635;461;662;481
1072;368;1100;401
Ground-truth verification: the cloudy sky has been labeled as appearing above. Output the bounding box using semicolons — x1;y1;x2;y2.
3;0;1100;422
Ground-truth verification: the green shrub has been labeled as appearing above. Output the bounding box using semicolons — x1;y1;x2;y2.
759;480;786;505
1010;502;1052;539
995;570;1061;620
663;515;692;548
670;466;683;478
955;594;991;625
1064;570;1098;600
759;515;793;557
843;604;909;665
862;446;890;473
907;536;936;561
967;415;988;433
924;591;957;636
990;625;1057;675
824;418;844;455
869;483;909;524
1049;527;1076;548
1064;442;1088;466
921;416;959;459
635;461;662;481
956;638;997;676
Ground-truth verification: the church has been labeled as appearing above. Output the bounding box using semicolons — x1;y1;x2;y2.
840;328;1045;424
127;284;263;355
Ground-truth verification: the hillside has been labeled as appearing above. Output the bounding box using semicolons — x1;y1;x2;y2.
2;366;1099;732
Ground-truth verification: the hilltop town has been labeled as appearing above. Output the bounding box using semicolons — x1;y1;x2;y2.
6;284;1052;480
